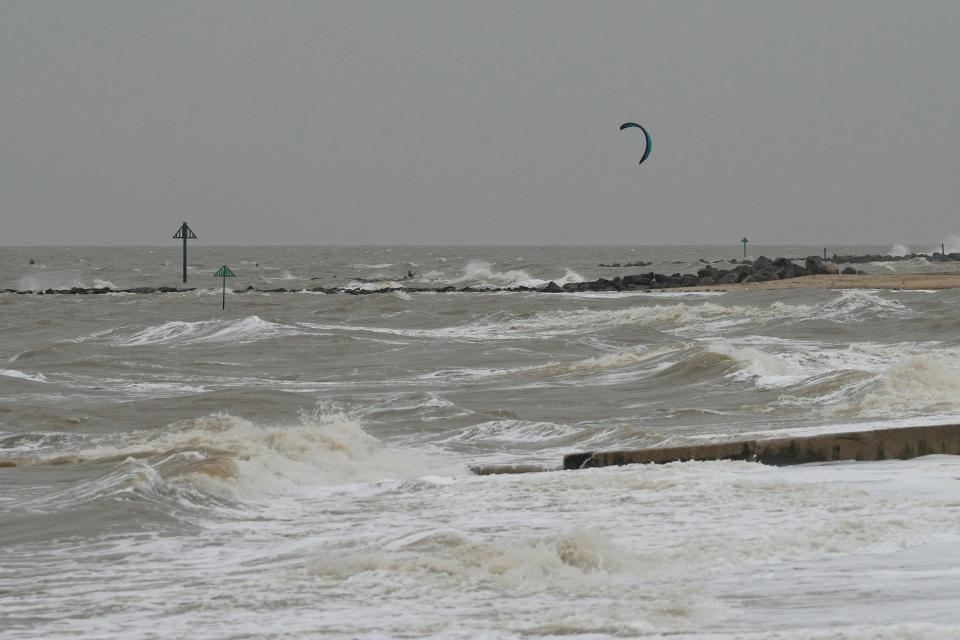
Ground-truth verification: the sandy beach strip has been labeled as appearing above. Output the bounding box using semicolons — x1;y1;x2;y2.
678;272;960;292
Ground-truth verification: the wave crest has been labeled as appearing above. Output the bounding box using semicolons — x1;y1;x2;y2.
114;315;303;347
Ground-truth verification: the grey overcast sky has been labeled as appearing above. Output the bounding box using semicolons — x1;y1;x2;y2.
2;1;960;245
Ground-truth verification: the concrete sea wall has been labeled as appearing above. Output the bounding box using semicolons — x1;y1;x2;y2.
562;424;960;470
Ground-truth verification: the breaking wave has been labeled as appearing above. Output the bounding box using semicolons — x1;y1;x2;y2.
10;410;466;502
0;368;49;383
527;344;686;378
452;261;583;288
808;290;916;322
114;315;304;347
261;270;303;282
309;528;643;593
834;357;960;418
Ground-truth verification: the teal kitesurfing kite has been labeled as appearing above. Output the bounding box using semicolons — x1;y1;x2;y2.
619;122;652;165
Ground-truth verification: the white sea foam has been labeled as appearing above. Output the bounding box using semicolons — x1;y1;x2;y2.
445;420;577;444
708;340;802;387
114;315;304;347
170;411;465;499
344;280;404;291
16;410;466;501
452;261;583;288
808;289;916;322
835;356;960;418
262;270;302;281
16;276;87;291
529;344;686;378
888;243;911;257
704;337;958;399
0;368;49;383
302;302;805;342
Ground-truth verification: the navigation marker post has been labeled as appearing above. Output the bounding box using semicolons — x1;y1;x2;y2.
172;222;198;283
741;237;749;259
214;265;236;310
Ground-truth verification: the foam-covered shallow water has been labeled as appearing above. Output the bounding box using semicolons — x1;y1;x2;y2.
3;245;960;638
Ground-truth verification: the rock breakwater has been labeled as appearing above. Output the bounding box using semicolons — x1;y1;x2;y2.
2;255;850;296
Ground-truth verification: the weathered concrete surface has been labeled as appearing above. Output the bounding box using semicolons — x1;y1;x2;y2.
563;424;960;470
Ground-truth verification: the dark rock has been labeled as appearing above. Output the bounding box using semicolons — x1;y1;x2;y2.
622;275;653;287
697;266;718;280
842;267;857;274
805;255;839;275
543;281;563;293
753;256;774;271
805;256;824;274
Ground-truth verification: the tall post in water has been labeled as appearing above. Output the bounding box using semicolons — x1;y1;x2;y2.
824;247;827;260
214;265;236;310
741;237;749;259
172;222;198;284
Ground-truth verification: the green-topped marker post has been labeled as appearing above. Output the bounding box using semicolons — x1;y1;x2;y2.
214;265;236;310
741;237;749;259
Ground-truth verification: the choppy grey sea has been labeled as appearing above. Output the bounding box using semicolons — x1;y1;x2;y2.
3;244;960;639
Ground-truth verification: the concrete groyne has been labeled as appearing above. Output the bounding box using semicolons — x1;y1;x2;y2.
469;425;960;476
562;424;960;470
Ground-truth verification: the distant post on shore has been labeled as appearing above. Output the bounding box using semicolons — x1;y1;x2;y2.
740;237;748;259
172;222;198;284
214;265;236;310
823;247;827;260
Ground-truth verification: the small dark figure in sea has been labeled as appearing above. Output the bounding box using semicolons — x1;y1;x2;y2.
29;259;35;265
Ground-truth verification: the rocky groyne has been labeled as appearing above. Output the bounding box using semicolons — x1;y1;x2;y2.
831;252;960;263
4;256;853;296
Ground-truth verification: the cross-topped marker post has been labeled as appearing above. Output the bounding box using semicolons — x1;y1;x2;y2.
214;265;236;310
172;222;197;283
741;237;749;259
